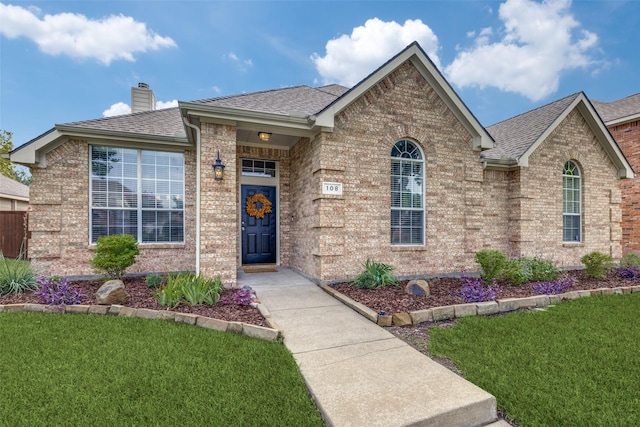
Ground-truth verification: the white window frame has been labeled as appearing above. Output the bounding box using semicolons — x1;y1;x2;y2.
391;139;425;246
563;160;582;243
89;145;185;244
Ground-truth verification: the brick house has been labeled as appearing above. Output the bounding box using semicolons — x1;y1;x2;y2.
9;43;633;285
592;94;640;254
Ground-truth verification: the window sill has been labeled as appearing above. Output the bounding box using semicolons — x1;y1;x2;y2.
88;243;186;250
562;242;584;248
391;245;427;252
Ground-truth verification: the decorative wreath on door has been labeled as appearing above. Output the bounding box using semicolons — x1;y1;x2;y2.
246;193;273;219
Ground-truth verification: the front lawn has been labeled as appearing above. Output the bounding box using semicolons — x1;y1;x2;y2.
429;293;640;426
0;312;324;427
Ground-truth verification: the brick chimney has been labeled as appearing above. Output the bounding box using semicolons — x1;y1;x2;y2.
131;82;156;113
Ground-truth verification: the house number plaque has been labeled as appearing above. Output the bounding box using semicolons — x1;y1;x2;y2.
322;182;343;195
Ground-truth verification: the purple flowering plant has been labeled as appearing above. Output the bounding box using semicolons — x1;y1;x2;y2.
530;276;575;295
617;266;640;281
458;276;499;303
34;276;83;307
231;289;253;306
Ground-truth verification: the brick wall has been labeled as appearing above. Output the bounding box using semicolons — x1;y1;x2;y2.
28;139;197;277
610;120;640;253
297;61;485;282
516;109;622;267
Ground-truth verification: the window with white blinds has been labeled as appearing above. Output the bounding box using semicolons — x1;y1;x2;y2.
90;146;184;243
391;139;424;245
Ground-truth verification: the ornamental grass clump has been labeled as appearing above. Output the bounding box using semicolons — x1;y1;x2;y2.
620;253;640;268
91;234;139;279
458;276;499;303
0;254;37;295
152;273;222;308
34;276;83;306
351;259;399;289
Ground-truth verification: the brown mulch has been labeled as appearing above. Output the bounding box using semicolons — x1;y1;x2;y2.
0;277;265;326
332;270;635;315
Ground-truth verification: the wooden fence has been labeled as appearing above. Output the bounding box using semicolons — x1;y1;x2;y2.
0;211;28;258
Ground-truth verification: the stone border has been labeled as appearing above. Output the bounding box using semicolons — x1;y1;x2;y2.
321;284;640;327
0;302;282;342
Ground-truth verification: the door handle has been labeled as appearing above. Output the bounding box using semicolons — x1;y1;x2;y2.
242;227;245;231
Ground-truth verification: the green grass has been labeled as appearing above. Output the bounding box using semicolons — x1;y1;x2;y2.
0;312;324;427
429;294;640;426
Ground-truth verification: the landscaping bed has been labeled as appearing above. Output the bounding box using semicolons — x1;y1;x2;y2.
0;276;265;326
331;270;635;315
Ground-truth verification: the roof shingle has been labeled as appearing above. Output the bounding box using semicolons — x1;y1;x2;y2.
592;93;640;123
483;93;581;161
0;174;29;199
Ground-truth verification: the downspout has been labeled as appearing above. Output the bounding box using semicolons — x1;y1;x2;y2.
182;117;201;275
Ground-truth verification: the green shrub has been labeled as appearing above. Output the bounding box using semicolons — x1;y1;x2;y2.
145;274;163;288
91;234;140;279
620;253;640;268
475;250;508;282
0;254;37;295
152;273;222;308
476;251;560;286
351;259;399;289
581;251;613;279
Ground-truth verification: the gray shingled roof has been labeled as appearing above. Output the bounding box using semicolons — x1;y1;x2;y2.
592;93;640;123
58;84;350;137
482;93;581;161
0;174;29;199
62;107;184;138
191;84;349;116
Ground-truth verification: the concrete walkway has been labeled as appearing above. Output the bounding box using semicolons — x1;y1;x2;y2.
239;268;503;427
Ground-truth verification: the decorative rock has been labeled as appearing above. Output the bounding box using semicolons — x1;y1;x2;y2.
392;312;412;326
405;279;430;296
96;280;128;305
377;315;393;327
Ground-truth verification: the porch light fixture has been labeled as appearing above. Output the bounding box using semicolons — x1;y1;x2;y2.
258;132;272;142
212;150;225;181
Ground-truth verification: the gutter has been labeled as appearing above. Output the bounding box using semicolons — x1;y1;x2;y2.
182;117;201;275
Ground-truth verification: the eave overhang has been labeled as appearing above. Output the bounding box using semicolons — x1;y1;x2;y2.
509;93;634;179
9;125;190;168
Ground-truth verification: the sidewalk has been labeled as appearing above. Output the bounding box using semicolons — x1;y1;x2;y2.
239;268;502;427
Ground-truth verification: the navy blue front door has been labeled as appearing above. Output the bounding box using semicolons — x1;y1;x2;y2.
241;185;277;264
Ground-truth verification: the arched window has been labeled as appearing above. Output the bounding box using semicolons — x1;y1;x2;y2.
563;161;581;242
391;140;424;245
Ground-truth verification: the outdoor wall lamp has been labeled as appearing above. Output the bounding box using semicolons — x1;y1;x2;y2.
258;132;272;142
212;150;225;181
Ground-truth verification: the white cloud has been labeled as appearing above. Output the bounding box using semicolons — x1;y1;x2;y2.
103;102;131;117
156;99;178;109
311;18;441;87
445;0;598;101
0;3;176;65
226;52;253;72
103;99;178;117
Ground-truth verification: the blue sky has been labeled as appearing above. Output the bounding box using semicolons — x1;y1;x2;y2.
1;0;638;148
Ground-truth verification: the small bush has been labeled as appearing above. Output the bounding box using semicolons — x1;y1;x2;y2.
152;273;222;308
145;274;163;288
498;256;560;286
580;251;613;279
0;254;37;295
530;276;575;295
458;276;499;303
620;253;640;268
34;276;83;306
91;234;140;279
475;250;508;282
351;259;399;289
